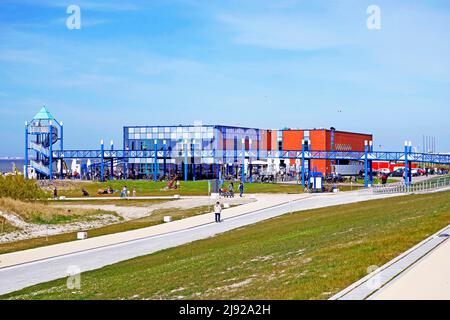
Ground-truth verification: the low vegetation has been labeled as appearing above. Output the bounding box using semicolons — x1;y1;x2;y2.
0;174;47;200
0;198;120;225
4;190;450;300
0;217;17;234
0;205;217;254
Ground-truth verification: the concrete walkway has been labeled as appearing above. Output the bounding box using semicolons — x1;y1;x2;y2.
0;190;400;295
371;230;450;300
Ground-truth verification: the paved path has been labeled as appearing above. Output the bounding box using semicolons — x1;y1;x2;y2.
331;223;450;300
0;191;398;295
371;230;450;300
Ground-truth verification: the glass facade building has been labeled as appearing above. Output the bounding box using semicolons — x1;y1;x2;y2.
123;125;278;179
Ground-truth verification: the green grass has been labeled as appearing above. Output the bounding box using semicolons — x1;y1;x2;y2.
3;190;450;300
0;205;216;255
54;180;302;198
52;199;171;207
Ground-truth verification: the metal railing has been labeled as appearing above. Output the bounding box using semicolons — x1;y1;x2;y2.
372;176;450;194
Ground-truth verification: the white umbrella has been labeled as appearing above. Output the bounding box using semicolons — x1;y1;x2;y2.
71;159;77;172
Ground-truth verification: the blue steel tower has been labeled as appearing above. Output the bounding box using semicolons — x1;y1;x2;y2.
25;106;63;180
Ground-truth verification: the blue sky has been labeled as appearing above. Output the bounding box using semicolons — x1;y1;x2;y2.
0;0;449;156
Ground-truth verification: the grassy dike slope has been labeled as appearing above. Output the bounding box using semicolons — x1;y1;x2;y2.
3;191;450;300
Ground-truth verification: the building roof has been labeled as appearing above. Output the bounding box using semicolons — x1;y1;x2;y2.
33;106;54;121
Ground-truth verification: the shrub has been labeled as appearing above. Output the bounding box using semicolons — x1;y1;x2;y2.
0;174;48;200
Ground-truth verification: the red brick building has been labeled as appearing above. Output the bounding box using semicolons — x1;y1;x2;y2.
282;128;373;175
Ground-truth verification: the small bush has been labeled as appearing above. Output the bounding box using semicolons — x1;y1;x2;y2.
0;198;118;224
0;174;48;200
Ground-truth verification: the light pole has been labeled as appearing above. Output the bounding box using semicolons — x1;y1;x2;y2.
110;140;114;181
153;139;158;182
60;121;64;180
404;140;409;187
163;140;167;179
184;139;188;182
408;141;412;185
100;139;105;182
49;120;53;181
24;121;28;179
369;140;373;186
301;139;305;187
364;140;368;188
241;138;245;183
192;139;196;182
249;138;253;183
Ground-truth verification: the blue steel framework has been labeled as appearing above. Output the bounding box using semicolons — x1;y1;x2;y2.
50;148;450;187
25;108;450;187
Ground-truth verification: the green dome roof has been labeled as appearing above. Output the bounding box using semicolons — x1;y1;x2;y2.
33;106;54;120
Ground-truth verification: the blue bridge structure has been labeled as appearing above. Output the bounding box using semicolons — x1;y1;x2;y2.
25;106;450;188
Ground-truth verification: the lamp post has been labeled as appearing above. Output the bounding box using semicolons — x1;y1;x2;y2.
184;139;188;182
364;140;368;188
408;141;412;186
307;140;311;182
49;120;53;181
100;139;105;182
163;140;167;179
241;138;245;183
192;139;196;182
25;121;28;179
301;139;305;187
369;140;373;186
123;146;128;179
110;140;114;181
249;138;253;183
404;141;409;187
60;121;64;180
154;139;158;182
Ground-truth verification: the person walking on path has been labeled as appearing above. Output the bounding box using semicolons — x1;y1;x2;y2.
239;182;244;197
53;187;58;200
214;201;222;223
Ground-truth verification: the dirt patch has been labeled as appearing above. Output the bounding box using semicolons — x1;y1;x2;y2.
0;210;120;244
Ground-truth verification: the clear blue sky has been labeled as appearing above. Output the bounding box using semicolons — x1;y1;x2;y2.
0;0;449;156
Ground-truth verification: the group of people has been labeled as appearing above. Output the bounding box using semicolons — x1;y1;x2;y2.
119;186;137;198
214;181;246;223
219;181;245;198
